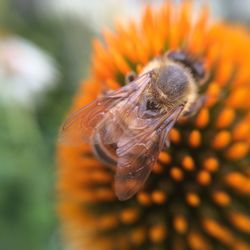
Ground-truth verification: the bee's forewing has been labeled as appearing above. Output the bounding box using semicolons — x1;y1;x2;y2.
114;105;184;201
115;135;159;201
58;100;112;146
58;73;152;146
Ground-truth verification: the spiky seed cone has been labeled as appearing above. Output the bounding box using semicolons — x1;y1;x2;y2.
57;2;250;250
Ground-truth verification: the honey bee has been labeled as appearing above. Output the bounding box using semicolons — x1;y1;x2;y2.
59;51;206;201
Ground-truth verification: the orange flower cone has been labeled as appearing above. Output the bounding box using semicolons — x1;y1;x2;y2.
57;2;250;250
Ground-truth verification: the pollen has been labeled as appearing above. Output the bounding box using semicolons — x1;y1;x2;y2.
57;1;250;249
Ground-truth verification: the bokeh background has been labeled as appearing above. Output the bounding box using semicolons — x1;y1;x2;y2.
0;0;249;250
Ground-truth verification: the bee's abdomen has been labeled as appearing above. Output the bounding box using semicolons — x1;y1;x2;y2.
92;132;117;167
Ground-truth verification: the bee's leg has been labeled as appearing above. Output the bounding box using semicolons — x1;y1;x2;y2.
183;95;206;118
164;139;170;150
125;71;137;84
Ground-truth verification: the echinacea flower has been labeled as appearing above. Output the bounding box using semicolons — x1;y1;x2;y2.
57;2;250;250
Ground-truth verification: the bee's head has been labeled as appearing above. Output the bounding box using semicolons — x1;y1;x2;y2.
166;50;206;82
156;63;190;101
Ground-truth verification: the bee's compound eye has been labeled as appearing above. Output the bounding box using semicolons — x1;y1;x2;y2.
193;62;206;80
157;65;188;99
167;51;186;61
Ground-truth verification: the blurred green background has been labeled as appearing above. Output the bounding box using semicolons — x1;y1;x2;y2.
0;0;94;249
0;0;248;250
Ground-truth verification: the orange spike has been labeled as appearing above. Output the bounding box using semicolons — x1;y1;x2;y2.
149;224;167;243
120;208;139;224
89;171;112;183
186;192;200;207
169;128;181;144
205;82;221;107
99;214;118;230
229;212;250;234
234;64;250;86
227;87;249;108
233;121;250;141
195;108;210;128
170;167;184;181
212;130;231;149
95;188;116;201
182;155;195;171
224;172;250;194
189;130;201;148
137;192;151;206
151;190;167;204
212;191;231;206
226;142;249;160
203;157;219;172
130;227;146;246
173;215;188;234
158;151;172;164
152;162;164;174
188;231;212;250
216;107;235;129
246;167;250;176
197;170;211;186
202;218;234;246
233;241;250;250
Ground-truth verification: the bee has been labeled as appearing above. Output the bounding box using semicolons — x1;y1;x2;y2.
59;50;206;201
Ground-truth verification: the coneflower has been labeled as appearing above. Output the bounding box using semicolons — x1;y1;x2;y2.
57;2;250;250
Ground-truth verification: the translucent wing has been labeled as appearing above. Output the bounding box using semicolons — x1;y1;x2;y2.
58;73;152;146
114;105;184;201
